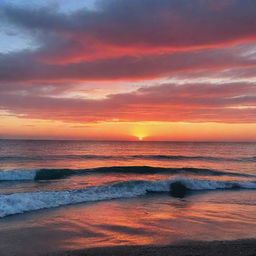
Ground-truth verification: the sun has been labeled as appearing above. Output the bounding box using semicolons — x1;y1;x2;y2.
131;126;148;141
135;134;147;141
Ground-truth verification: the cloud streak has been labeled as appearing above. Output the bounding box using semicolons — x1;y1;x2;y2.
0;82;255;123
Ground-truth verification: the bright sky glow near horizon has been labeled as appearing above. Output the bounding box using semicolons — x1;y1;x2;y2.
0;0;256;141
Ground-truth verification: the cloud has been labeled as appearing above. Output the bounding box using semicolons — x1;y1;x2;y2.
1;0;256;126
1;0;256;83
0;82;255;123
1;45;256;82
4;0;256;49
1;0;256;63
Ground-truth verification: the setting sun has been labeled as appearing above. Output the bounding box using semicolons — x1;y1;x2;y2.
132;126;149;141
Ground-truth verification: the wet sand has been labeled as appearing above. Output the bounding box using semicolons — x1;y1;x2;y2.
43;239;256;256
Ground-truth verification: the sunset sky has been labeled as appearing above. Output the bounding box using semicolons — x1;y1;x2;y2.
0;0;256;141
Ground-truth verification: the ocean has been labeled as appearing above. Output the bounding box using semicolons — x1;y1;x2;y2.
0;140;255;255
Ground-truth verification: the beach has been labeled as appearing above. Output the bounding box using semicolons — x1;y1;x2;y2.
44;239;256;256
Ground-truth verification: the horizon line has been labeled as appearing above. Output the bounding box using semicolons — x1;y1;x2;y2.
0;138;255;143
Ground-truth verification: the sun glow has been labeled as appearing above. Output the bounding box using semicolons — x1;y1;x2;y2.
131;127;148;141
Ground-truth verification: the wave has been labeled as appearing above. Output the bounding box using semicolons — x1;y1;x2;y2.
134;155;256;162
0;169;38;181
1;177;256;218
0;155;116;161
241;156;256;162
0;154;255;162
0;166;254;181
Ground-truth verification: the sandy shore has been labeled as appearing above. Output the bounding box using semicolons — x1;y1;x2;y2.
43;239;256;256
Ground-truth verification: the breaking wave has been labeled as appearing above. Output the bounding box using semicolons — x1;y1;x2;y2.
0;166;254;181
1;177;256;218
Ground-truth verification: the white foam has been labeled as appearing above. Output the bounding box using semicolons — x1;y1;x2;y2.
0;177;256;218
0;170;36;181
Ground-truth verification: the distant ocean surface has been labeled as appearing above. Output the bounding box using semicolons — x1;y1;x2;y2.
0;140;256;255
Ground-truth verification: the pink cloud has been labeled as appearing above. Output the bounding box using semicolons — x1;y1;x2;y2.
0;82;255;123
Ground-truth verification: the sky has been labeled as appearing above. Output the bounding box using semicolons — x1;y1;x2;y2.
0;0;256;141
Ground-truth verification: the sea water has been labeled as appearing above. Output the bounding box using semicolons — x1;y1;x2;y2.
0;140;255;255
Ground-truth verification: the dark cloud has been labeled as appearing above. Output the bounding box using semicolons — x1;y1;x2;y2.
1;46;256;82
1;0;256;81
3;0;256;48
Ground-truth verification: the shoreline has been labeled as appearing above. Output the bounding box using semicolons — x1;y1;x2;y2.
43;239;256;256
